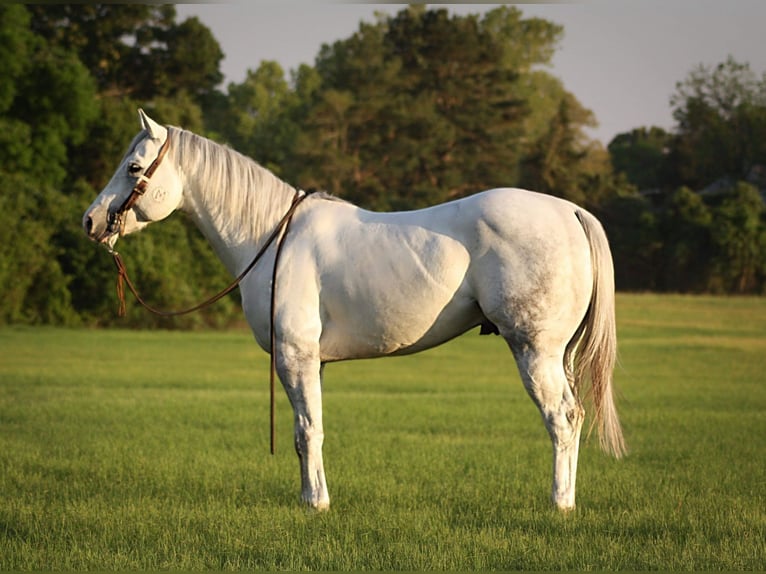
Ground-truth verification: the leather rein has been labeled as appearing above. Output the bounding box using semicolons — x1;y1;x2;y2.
107;129;312;455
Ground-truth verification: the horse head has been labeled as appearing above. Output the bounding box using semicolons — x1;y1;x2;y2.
83;109;183;251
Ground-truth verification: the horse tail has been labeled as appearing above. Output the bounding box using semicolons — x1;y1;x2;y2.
566;209;626;458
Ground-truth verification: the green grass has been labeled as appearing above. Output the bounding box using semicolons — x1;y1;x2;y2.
1;294;764;569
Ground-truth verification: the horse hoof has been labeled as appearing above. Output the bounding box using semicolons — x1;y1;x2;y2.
554;502;576;513
306;502;330;513
303;497;330;512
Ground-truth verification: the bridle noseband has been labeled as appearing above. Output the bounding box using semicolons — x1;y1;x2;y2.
106;130;172;241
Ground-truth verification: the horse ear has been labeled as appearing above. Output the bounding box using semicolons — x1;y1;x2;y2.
137;108;166;140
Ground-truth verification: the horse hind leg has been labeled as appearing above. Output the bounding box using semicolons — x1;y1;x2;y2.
511;341;584;511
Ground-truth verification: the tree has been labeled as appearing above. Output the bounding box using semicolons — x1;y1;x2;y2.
0;5;239;327
382;6;529;193
658;187;713;292
0;5;99;325
157;16;223;101
608;126;672;191
299;15;397;206
0;174;78;324
1;6;97;189
294;5;571;210
28;4;175;98
222;61;320;177
28;5;223;109
599;190;661;291
709;182;766;293
0;5;32;112
295;88;360;195
668;56;766;189
519;89;606;205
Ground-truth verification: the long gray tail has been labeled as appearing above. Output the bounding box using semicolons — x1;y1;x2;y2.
566;209;625;458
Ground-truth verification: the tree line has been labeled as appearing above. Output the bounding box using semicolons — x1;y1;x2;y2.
1;4;764;328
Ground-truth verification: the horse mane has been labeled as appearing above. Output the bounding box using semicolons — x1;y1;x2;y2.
169;126;299;244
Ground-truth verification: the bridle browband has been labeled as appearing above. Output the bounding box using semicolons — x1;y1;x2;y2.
106;129;172;239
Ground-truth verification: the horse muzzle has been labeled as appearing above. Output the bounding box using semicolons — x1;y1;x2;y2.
83;210;120;252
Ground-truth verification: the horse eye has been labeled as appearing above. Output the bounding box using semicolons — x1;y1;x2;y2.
127;162;142;176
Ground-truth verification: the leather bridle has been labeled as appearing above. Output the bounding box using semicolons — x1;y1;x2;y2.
106;130;172;240
101;125;317;454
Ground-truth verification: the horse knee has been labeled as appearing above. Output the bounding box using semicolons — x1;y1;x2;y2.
294;422;324;456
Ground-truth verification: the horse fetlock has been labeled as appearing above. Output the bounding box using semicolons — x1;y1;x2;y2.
300;469;330;511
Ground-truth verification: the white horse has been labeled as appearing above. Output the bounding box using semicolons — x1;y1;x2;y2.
84;110;624;511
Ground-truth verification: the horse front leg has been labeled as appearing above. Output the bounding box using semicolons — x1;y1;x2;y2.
276;343;330;510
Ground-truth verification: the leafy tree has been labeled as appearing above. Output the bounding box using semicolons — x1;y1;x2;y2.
28;4;176;99
298;15;396;205
0;4;239;327
54;178;117;325
669;56;766;189
1;6;96;189
26;4;223;104
222;61;320;177
0;174;78;324
382;6;529;197
295;88;360;195
708;182;766;293
599;189;661;291
480;5;561;71
658;187;713;292
519;90;605;204
0;6;32;112
608;126;672;191
296;5;566;209
0;5;98;325
156;16;224;101
0;6;35;177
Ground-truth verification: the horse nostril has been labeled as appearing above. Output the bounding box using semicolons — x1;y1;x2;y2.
85;215;93;236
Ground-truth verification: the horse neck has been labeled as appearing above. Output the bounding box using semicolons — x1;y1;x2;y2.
174;129;298;275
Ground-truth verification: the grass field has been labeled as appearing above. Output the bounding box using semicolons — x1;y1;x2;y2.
1;294;764;570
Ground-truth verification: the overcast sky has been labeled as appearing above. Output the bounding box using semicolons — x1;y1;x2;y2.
176;1;766;145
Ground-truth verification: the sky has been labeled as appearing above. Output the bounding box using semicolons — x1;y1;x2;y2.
175;1;766;145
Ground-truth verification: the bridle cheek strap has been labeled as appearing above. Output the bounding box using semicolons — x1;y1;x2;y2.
108;131;172;237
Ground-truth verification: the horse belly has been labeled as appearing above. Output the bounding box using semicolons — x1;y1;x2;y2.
317;229;475;361
389;294;484;356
